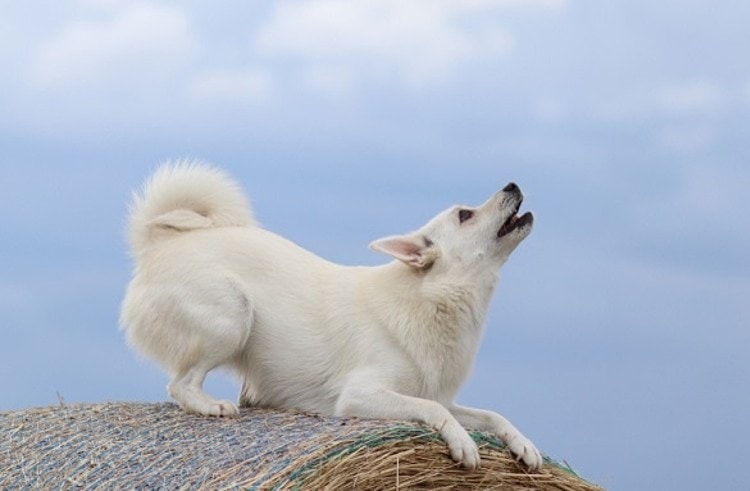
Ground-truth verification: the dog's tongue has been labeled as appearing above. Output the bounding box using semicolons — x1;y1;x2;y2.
509;215;519;225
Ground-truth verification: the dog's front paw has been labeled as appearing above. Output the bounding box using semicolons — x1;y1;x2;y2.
443;424;481;470
505;430;543;471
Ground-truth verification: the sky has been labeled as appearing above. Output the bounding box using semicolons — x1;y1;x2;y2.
1;1;748;489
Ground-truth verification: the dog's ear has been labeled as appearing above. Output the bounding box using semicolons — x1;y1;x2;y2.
369;235;438;269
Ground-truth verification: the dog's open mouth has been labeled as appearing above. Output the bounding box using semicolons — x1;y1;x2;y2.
497;210;533;238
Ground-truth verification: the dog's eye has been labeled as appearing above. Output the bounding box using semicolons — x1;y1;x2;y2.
458;209;474;223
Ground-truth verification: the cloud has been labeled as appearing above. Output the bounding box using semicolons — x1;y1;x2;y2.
587;81;728;124
302;64;357;96
253;0;563;88
187;70;273;103
659;81;725;114
650;81;730;152
31;3;196;88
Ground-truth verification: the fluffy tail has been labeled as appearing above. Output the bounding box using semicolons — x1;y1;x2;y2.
127;161;255;255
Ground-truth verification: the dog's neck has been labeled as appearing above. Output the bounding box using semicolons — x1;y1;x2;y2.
362;261;498;401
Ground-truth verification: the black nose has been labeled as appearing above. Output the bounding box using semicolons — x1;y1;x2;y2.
503;182;519;193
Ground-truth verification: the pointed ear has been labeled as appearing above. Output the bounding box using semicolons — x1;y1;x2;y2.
369;235;438;269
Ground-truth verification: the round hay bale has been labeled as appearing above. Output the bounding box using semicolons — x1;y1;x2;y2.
1;402;603;490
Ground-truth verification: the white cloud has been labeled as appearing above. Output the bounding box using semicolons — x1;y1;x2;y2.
187;70;273;103
650;81;732;153
303;64;357;96
659;81;725;114
253;0;563;88
32;3;196;88
74;0;129;8
588;81;727;124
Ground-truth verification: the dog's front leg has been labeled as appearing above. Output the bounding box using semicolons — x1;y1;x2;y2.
449;404;543;471
336;387;481;469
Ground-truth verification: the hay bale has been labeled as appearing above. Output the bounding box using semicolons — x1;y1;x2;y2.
1;402;603;490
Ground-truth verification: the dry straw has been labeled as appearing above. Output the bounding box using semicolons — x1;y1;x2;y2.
1;402;604;490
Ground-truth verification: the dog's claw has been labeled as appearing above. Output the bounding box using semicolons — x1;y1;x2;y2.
505;431;543;471
451;443;481;470
445;427;481;470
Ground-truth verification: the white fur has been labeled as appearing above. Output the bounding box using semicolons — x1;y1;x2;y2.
120;161;542;470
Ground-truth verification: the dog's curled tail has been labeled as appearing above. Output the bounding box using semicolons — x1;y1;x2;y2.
127;161;255;255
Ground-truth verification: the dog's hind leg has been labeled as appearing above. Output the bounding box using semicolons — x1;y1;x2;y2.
238;378;254;408
168;362;240;417
162;279;253;417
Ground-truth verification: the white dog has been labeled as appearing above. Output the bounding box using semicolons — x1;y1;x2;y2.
120;162;542;470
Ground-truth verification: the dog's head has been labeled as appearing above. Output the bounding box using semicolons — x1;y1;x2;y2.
370;183;533;278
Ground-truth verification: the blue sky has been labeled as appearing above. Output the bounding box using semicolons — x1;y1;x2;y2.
1;1;748;489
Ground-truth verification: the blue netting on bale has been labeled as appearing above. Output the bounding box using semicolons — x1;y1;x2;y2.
0;402;602;490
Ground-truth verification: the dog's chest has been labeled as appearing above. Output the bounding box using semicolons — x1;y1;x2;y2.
402;302;485;400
